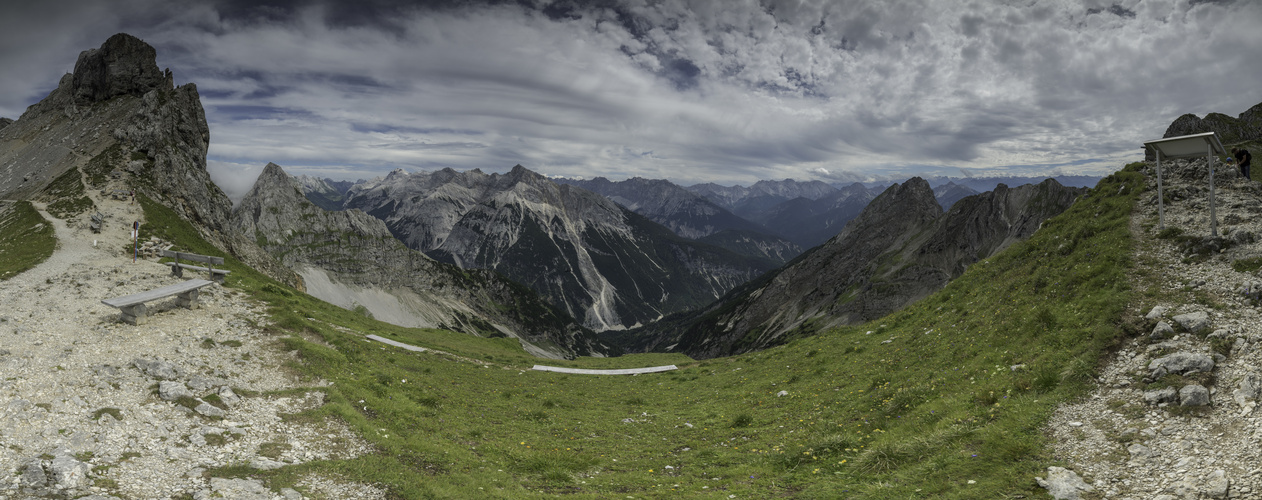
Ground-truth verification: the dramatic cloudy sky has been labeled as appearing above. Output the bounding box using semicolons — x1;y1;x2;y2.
2;0;1260;198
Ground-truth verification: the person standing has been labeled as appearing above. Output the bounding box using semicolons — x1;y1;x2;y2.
1235;148;1252;181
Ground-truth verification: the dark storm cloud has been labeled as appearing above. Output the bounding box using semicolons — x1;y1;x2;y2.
2;0;1261;198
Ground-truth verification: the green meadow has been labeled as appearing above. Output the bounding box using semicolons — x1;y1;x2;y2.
0;201;57;280
49;165;1141;498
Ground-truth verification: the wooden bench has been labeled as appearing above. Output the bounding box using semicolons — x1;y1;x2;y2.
101;279;212;325
161;250;230;283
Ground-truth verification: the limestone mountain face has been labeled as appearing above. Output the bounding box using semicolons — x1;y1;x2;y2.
0;33;294;286
343;165;773;331
620;177;1086;359
232;163;610;358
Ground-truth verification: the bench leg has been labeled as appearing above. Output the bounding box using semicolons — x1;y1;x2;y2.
176;289;200;309
119;304;147;325
210;271;225;284
171;263;183;278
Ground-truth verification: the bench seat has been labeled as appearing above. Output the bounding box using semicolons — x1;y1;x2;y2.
101;279;212;325
173;262;231;282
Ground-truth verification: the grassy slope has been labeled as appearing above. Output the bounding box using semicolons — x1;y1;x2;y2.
139;167;1142;499
0;201;57;280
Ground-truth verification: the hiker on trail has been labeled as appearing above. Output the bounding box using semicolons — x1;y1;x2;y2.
1235;148;1252;181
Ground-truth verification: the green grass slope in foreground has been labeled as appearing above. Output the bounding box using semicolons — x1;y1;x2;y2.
0;201;57;280
141;167;1142;499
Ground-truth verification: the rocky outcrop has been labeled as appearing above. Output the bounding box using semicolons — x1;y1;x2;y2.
620;177;1085;358
343;165;773;331
0;117;11;131
232;163;610;357
0;33;297;287
1147;101;1262;160
70;33;168;105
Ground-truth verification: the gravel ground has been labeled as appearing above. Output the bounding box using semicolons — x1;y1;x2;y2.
1044;160;1262;500
0;192;381;499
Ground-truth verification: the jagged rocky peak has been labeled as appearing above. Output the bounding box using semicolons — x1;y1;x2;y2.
71;33;170;105
0;117;12;131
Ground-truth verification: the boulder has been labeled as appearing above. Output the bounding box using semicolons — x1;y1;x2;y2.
49;452;90;490
194;401;226;418
133;358;181;380
158;381;192;401
19;458;48;489
217;386;241;406
1145;305;1167;320
1232;372;1261;408
1149;352;1215;379
1180;384;1210;406
1172;311;1210;333
1144;387;1178;405
1035;466;1094;499
1203;469;1230;499
1150;321;1174;339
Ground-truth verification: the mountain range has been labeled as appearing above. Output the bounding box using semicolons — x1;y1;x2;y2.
339;166;774;331
0;33;1101;363
610;177;1086;358
233;163;610;357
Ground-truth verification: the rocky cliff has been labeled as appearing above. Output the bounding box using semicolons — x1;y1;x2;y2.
0;33;295;286
343;166;773;331
232;163;610;357
618;177;1086;358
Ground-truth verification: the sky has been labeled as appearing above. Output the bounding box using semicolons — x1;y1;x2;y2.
2;0;1260;200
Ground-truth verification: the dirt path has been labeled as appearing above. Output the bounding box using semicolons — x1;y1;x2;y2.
1043;161;1262;499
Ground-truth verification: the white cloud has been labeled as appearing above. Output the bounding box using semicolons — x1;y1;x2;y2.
2;0;1261;189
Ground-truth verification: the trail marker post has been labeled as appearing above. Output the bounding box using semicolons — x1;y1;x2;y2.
132;221;139;263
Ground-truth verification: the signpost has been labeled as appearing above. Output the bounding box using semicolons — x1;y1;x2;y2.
132;221;139;263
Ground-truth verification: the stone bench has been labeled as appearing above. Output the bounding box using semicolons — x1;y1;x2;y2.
101;279;212;325
161;250;230;283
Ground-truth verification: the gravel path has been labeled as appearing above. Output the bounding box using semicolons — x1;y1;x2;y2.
1043;160;1262;500
0;192;380;499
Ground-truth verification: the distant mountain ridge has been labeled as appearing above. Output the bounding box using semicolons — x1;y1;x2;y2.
295;174;360;211
554;176;802;265
342;165;774;331
233;163;610;358
613;177;1087;358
